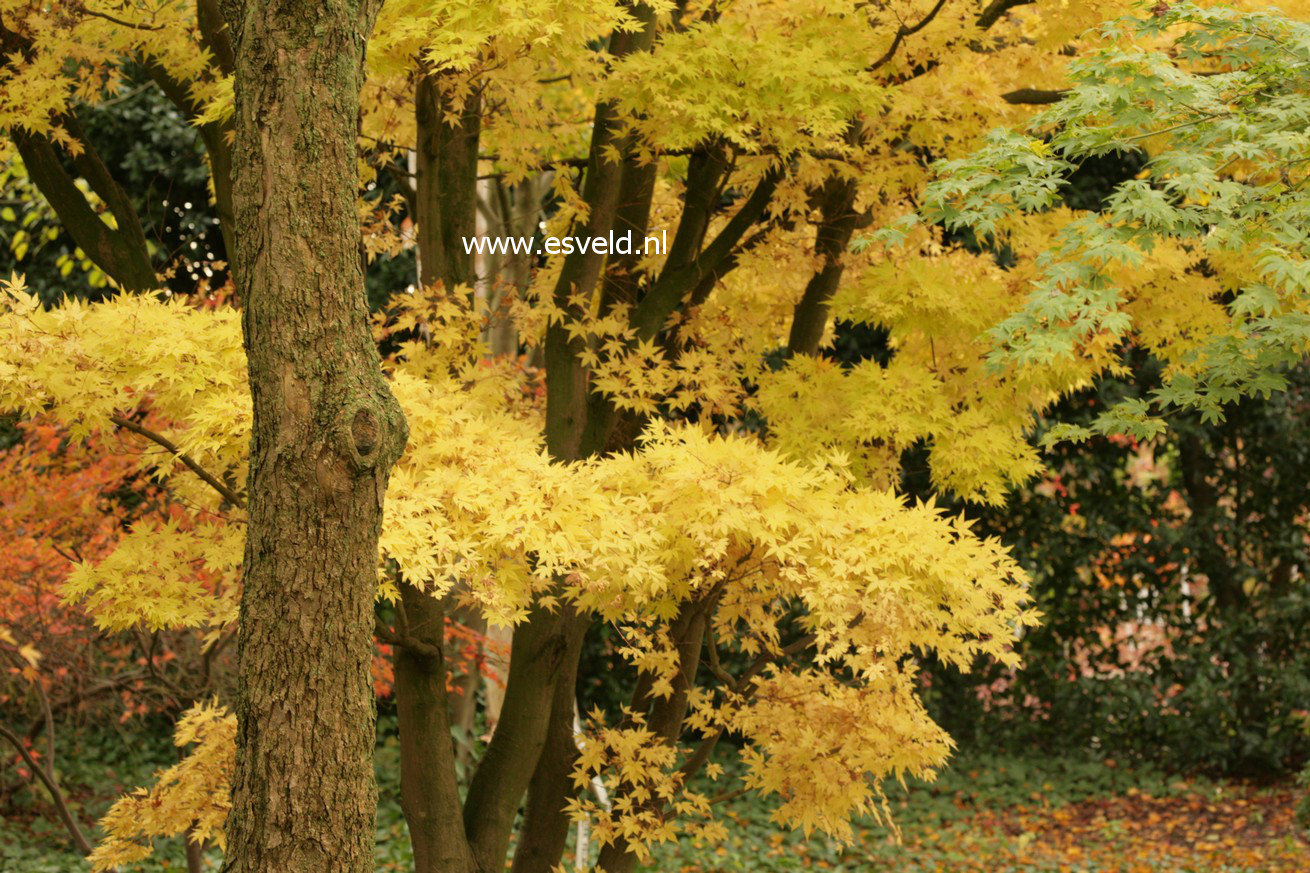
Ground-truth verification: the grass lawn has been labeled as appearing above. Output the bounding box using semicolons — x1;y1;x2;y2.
5;724;1306;872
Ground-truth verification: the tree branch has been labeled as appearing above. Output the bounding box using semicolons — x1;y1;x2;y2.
0;722;96;856
867;0;951;72
977;0;1035;30
632;165;783;340
373;615;442;659
141;39;237;267
463;609;589;871
80;8;164;30
9;126;157;291
27;671;147;740
705;625;737;693
0;654;97;858
1002;86;1068;104
787;170;864;356
109;414;245;507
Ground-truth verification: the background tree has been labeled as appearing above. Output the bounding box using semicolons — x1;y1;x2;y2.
917;0;1310;773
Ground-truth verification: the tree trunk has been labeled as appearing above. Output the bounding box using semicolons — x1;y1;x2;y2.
786;174;862;358
448;604;485;774
507;624;587;873
219;2;404;872
385;67;485;873
594;603;710;873
415;71;481;290
462;608;588;870
393;584;476;873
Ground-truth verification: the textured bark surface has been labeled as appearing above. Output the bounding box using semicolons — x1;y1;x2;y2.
219;2;404;872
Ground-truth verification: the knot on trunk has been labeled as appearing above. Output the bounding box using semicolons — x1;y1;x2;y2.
337;388;408;474
351;407;378;458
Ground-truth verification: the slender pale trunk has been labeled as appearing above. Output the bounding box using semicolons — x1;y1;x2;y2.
219;2;405;872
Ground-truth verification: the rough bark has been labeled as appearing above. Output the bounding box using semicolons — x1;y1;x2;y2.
218;2;404;873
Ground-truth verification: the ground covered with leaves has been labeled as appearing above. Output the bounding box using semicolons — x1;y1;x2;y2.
650;755;1310;873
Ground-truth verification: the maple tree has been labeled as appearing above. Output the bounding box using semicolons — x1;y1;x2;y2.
3;1;1309;872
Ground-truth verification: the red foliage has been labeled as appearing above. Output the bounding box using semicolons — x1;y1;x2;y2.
0;418;148;719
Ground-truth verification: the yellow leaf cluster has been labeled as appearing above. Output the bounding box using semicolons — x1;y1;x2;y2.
735;668;949;841
63;516;240;633
567;709;718;862
0;0;227;140
89;701;235;873
0;275;249;510
1;280;1039;853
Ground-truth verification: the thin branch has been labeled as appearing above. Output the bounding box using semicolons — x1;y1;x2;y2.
27;672;146;740
867;0;951;72
1121;112;1226;144
80;8;164;30
0;655;99;860
135;629;194;703
32;676;56;783
109;415;245;507
0;722;96;856
708;787;750;806
676;629;818;783
704;625;738;693
95;83;152;109
633;165;783;339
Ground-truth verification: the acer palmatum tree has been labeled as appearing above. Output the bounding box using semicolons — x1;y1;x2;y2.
8;2;1310;873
